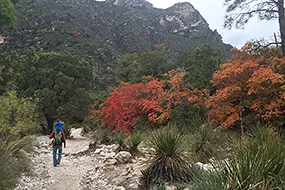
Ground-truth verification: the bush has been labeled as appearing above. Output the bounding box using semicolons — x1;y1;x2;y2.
223;127;285;189
129;132;143;154
81;118;100;134
0;136;34;190
190;171;227;190
170;104;206;132
0;91;40;137
115;132;126;151
141;126;193;187
191;123;230;163
115;131;144;155
190;127;285;190
89;126;115;145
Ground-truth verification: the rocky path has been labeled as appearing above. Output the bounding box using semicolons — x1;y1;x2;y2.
14;128;144;190
46;128;91;190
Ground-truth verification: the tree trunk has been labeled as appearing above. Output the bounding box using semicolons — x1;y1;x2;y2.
240;109;244;134
278;0;285;56
46;117;55;134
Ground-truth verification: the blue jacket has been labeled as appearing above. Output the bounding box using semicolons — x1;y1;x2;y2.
55;121;64;131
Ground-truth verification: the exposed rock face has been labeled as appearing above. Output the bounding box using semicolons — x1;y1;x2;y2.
2;0;231;90
161;2;220;39
106;0;153;9
5;0;231;55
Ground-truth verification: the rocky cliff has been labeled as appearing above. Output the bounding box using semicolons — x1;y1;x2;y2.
2;0;232;89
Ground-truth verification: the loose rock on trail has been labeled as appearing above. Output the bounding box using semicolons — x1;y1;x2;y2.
14;128;144;190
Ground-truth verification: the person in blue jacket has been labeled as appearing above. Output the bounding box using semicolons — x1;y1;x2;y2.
49;119;66;167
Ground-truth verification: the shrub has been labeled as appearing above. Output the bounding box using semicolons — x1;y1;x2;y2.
190;171;227;190
190;127;285;190
223;127;285;189
115;132;126;152
115;131;143;155
0;136;34;190
141;126;193;187
170;104;207;132
90;126;115;145
129;132;143;154
192;124;215;163
0;91;40;137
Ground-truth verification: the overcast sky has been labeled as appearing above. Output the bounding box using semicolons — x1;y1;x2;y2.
148;0;279;48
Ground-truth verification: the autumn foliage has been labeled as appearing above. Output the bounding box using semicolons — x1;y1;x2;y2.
99;71;192;133
92;43;285;133
207;43;285;128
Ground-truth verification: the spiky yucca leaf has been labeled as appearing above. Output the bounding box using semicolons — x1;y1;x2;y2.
190;171;227;190
222;127;285;189
0;136;33;190
190;127;285;190
142;127;192;186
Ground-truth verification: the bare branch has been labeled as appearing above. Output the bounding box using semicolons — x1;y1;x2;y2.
252;40;281;51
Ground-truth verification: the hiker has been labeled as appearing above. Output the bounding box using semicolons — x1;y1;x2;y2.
49;119;66;167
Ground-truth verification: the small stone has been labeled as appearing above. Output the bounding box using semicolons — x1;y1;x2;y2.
114;186;125;190
105;152;116;159
95;149;102;154
128;183;139;189
104;158;118;165
165;185;177;190
114;151;132;164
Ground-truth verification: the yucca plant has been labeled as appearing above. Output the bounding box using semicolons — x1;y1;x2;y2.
141;127;193;187
222;127;285;190
192;123;215;162
0;135;33;190
190;126;285;190
190;171;227;190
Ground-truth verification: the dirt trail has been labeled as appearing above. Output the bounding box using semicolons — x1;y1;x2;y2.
14;128;144;190
47;128;92;190
14;128;96;190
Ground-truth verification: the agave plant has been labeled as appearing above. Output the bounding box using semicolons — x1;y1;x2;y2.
141;127;193;187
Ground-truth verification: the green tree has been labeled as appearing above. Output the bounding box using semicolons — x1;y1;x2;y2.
0;52;16;94
0;0;16;32
224;0;285;56
114;53;141;83
185;44;223;89
0;91;39;137
9;50;92;133
138;51;167;78
114;51;172;83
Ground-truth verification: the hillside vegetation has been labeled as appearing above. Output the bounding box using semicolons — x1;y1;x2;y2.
0;0;284;189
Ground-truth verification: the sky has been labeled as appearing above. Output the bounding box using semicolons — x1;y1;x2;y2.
147;0;279;48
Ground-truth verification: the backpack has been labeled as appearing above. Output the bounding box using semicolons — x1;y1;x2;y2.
53;130;63;145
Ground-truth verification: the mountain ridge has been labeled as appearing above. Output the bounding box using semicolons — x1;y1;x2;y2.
1;0;232;89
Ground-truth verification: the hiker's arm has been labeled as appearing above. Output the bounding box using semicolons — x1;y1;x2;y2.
62;131;66;148
49;131;54;139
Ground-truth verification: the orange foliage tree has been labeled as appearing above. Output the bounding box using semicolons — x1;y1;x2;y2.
98;71;192;133
207;43;285;129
